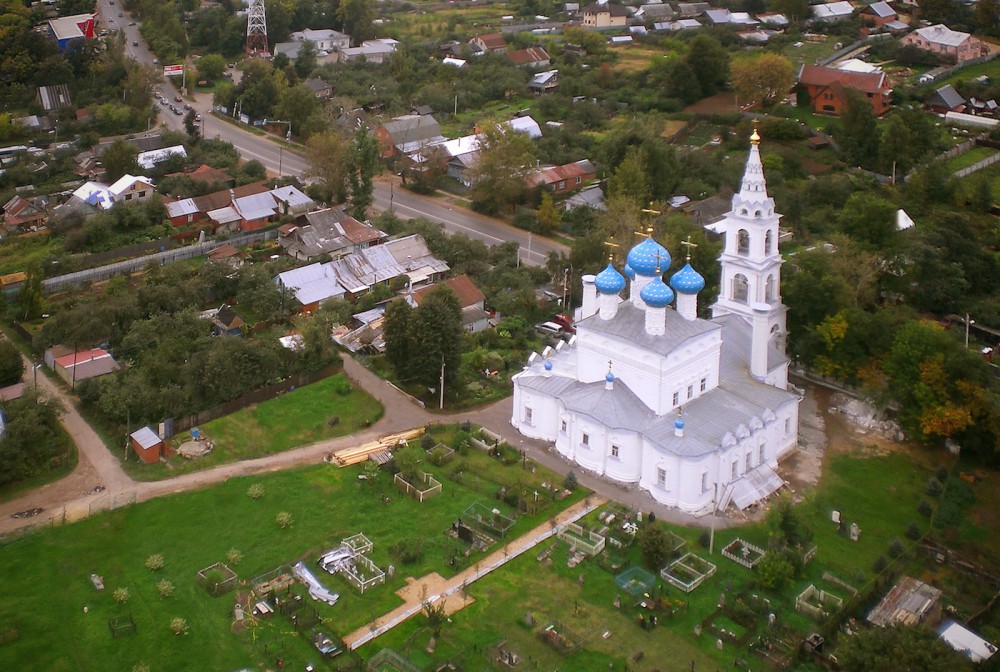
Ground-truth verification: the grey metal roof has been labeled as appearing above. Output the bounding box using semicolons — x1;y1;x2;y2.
576;300;720;359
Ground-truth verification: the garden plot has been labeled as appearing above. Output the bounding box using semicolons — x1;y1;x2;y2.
661;553;717;593
722;538;766;569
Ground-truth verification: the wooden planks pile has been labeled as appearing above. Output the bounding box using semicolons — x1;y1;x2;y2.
329;428;425;466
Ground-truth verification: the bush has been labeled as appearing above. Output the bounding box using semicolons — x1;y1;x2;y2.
888;538;905;559
925;477;942;497
226;548;243;566
917;500;933;517
564;471;578;491
389;539;425;565
276;511;293;528
873;555;887;573
421;433;436;450
698;531;711;549
936;466;949;482
905;522;921;540
169;617;189;635
157;579;174;598
113;587;130;604
145;553;165;571
247;483;265;500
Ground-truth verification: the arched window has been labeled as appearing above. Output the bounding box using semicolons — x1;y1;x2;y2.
754;210;761;218
732;274;749;303
765;275;775;302
764;230;774;255
737;229;750;255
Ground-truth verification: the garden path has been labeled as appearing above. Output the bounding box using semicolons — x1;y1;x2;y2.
341;494;606;651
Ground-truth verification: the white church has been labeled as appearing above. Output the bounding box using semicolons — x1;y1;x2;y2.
511;131;801;514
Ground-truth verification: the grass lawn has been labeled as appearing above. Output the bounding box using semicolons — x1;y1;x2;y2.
125;373;384;481
0;429;588;671
944;146;998;173
0;233;61;276
779;38;842;70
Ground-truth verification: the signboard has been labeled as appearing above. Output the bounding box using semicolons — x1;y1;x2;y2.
239;114;249;125
162;65;184;77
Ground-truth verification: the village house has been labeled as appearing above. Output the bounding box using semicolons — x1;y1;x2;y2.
44;346;120;387
203;304;246;337
278;207;387;261
374;115;447;159
469;33;508;54
109;174;155;204
860;1;897;34
797;65;893;116
528;70;560;94
177;164;234;189
507;47;551;68
927;84;967;114
902;24;989;63
868;576;942;627
811;1;854;22
410;274;490;333
302;77;333;99
206;243;246;267
635;3;677;22
137;145;187;171
582;2;629;28
288;28;350;52
338;39;399;64
529;159;598;195
2;195;47;232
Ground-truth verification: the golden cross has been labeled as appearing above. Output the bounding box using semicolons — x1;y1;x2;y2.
603;238;619;262
680;235;698;262
653;249;665;275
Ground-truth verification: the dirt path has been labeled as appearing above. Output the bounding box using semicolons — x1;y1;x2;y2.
342;495;606;650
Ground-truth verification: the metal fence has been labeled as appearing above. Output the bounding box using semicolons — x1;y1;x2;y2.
42;230;276;293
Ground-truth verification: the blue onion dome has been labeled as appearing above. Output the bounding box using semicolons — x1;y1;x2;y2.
544;359;553;371
675;418;685;430
627;237;671;277
606;371;615;383
640;275;675;308
623;263;635;280
595;263;626;295
670;262;705;295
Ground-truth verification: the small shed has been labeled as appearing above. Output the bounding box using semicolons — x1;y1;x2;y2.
131;426;164;464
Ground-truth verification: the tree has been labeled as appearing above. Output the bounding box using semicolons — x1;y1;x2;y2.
273;84;320;140
535;191;561;235
0;340;24;387
730;54;794;108
975;0;1000;33
562;26;607;54
346;128;380;218
197;53;226;82
469;121;537;214
649;58;702;105
101;139;140;182
16;263;45;322
772;0;809;21
836;193;897;249
184;110;199;142
304;131;350;203
293;39;318;79
337;0;375;45
637;525;672;571
607;147;650;204
839;625;974;672
383;299;413;378
409;285;463;390
839;90;880;169
685;34;729;98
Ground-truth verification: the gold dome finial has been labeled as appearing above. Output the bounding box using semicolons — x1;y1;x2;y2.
750;125;760;146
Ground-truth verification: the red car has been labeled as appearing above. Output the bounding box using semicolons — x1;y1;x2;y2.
552;313;575;333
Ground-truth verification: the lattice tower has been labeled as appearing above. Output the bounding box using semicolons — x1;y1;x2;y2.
245;0;269;58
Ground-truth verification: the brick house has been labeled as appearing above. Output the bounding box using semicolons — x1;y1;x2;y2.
902;24;989;64
797;65;893;117
528;159;598;195
2;195;46;231
469;33;508;54
507;47;551;68
860;1;897;34
582;2;629;28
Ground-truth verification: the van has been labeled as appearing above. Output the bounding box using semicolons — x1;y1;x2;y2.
535;321;565;338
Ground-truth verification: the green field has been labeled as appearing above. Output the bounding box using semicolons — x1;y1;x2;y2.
127;373;384;481
0;234;61;276
944;146;998;173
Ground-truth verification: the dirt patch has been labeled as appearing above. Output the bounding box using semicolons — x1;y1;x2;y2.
397;572;475;617
684;92;738;115
778;386;827;497
661;119;688;139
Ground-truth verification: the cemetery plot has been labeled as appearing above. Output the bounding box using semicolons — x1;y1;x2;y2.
722;539;767;569
661;553;717;593
394;470;442;502
537;622;580;654
197;562;238;597
319;533;386;594
462;501;516;539
795;584;843;621
615;567;656;596
107;614;136;639
557;522;606;557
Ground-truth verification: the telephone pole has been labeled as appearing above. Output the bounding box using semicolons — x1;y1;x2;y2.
439;358;445;410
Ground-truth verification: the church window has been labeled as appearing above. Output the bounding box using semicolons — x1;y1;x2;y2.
672;391;679;406
582;432;589;446
765;230;774;254
701;472;709;493
765;275;775;303
657;467;667;487
732;274;749;304
700;378;707;392
759;444;766;464
525;407;533;425
784;418;790;435
611;444;620;458
687;384;693;399
737;229;750;255
745;452;753;471
754;210;761;218
560;420;567;434
731;461;739;480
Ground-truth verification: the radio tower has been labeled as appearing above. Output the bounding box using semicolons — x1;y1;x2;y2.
245;0;269;59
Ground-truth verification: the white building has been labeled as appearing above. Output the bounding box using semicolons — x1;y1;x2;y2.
511;132;800;514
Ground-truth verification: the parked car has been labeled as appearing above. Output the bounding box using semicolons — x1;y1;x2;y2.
117;11;122;16
132;40;138;46
535;321;567;339
174;95;182;103
552;313;575;333
173;108;183;116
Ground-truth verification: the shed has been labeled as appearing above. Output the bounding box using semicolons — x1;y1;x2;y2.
131;426;164;464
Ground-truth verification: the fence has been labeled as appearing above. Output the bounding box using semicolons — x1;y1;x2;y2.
954;151;1000;178
167;363;342;435
393;471;442;502
42;229;276;293
816;39;866;67
916;51;1000;87
661;553;717;593
795;584;843;620
88;489;138;516
557;522;606;556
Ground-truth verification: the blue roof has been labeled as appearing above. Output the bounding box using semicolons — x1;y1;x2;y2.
670;262;705;294
627;237;670;277
595;263;626;294
544;359;553;370
640;276;674;308
606;371;615;383
623;263;635;279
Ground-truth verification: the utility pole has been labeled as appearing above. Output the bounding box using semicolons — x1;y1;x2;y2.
562;267;569;308
709;482;718;554
439;358;445;410
966;313;975;349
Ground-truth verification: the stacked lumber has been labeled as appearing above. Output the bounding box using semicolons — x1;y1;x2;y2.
329;428;425;466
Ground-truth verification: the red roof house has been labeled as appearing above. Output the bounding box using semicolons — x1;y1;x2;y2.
528;159;598;194
797;65;893;117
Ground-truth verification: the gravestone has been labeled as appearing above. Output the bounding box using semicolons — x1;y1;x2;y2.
716;639;724;650
850;523;860;542
768;612;776;627
524;612;534;626
694;624;702;636
831;510;841;524
614;595;622;609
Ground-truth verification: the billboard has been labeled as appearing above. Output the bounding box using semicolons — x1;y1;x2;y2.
162;65;184;77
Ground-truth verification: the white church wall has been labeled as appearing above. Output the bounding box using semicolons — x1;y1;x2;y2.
605;430;642;483
512;386;560;441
